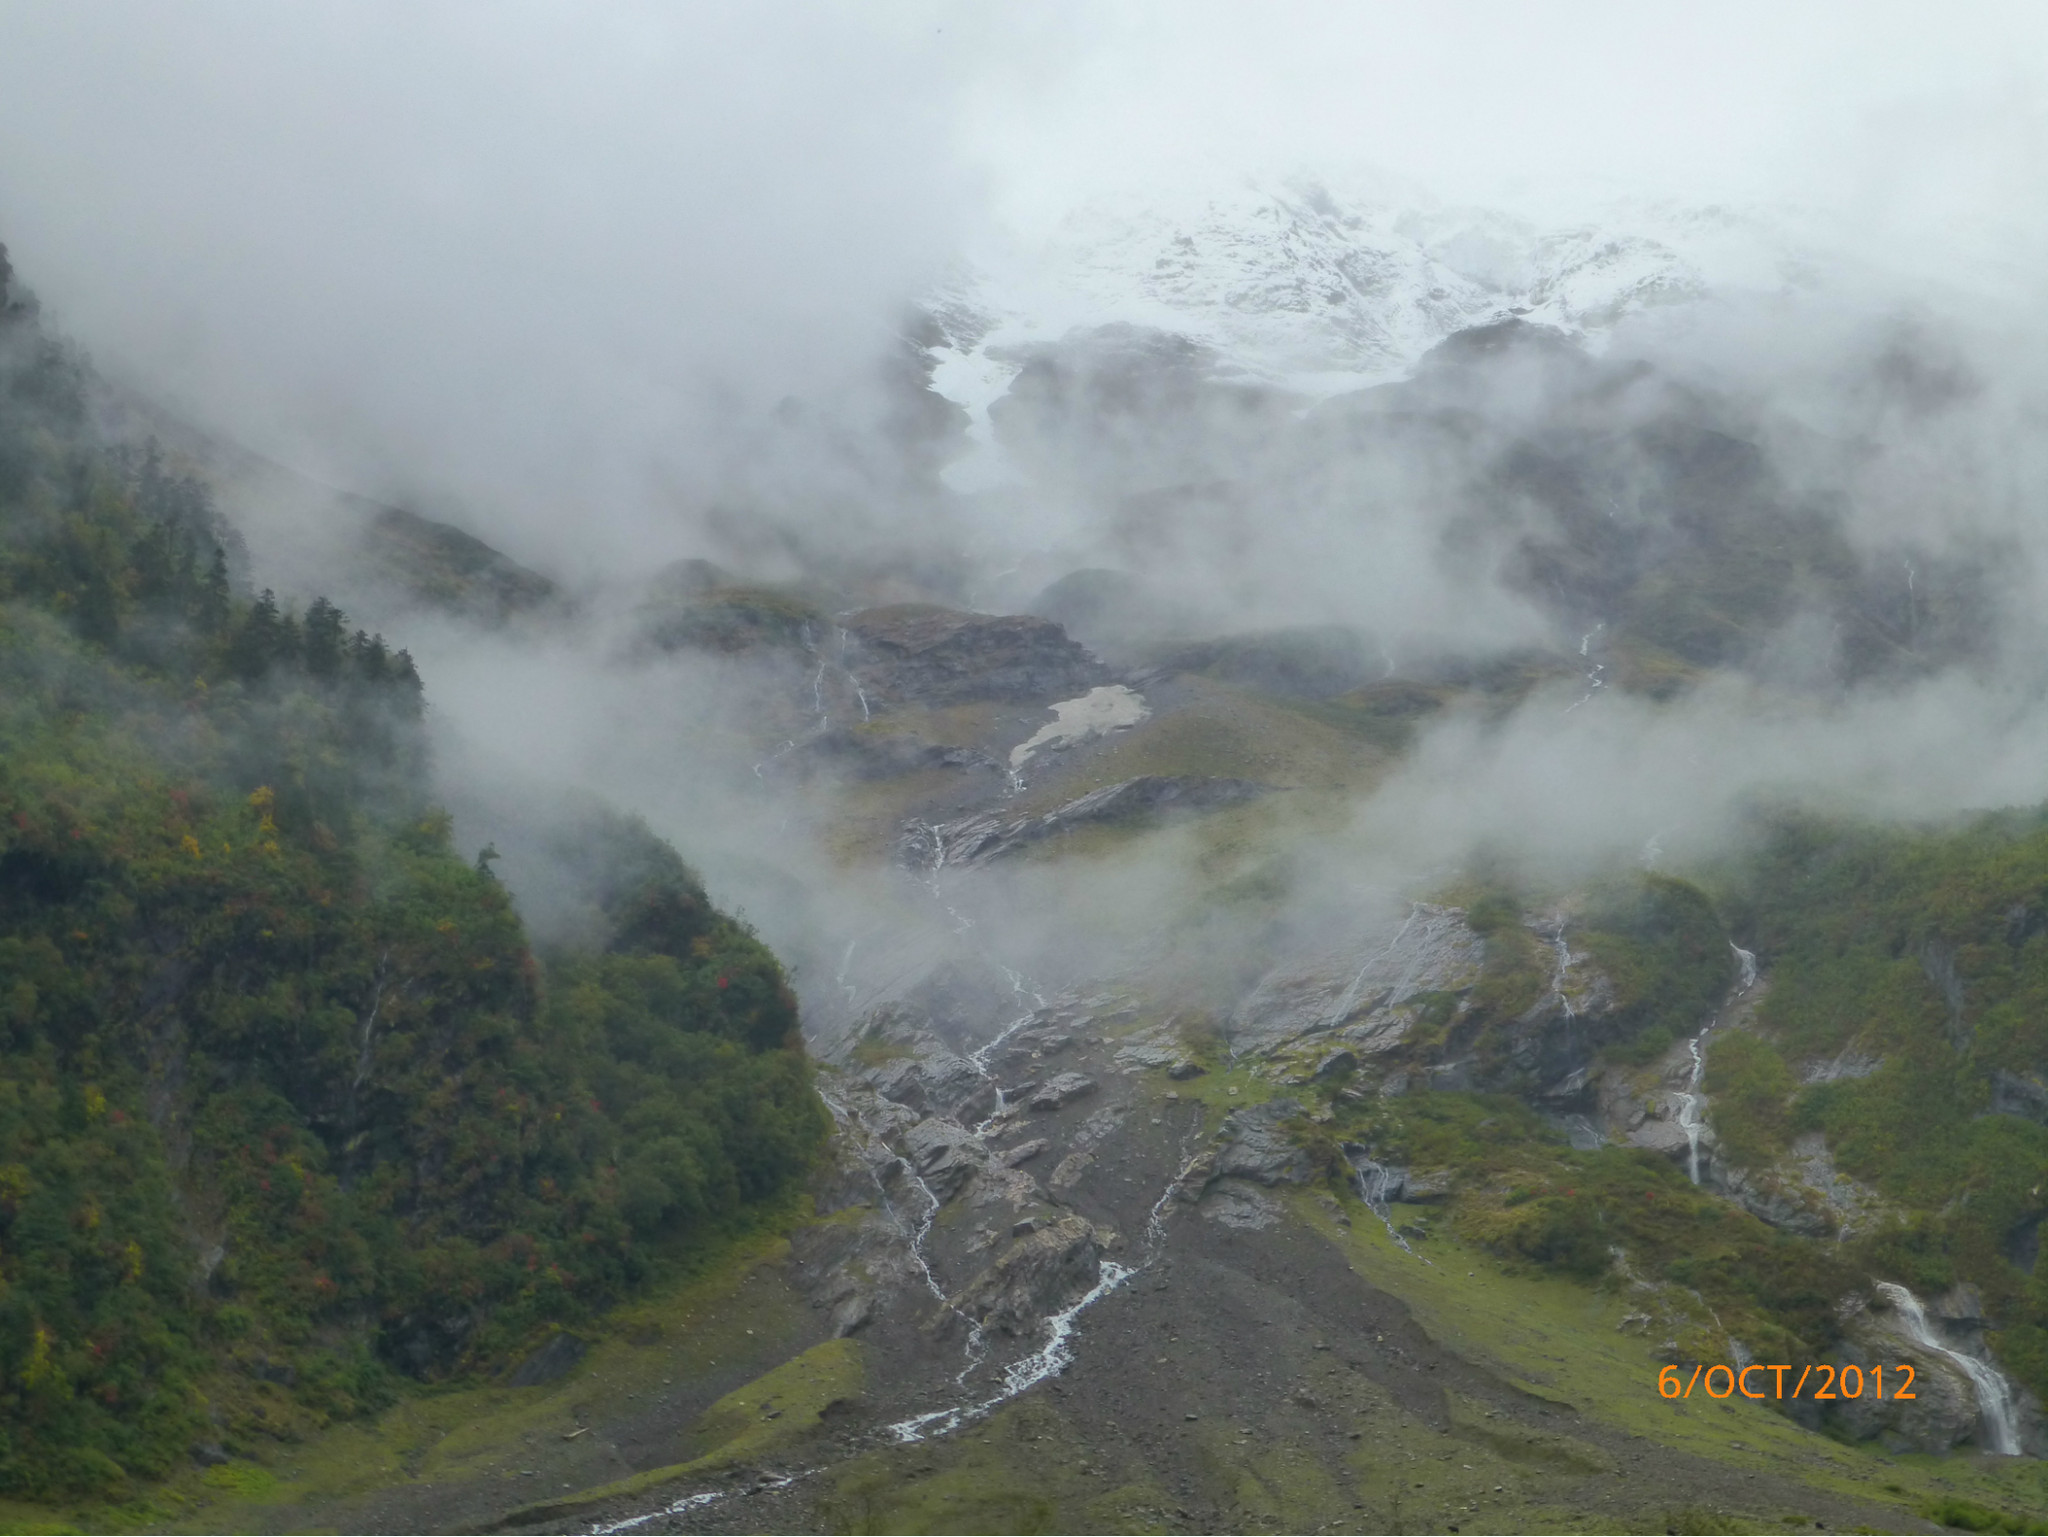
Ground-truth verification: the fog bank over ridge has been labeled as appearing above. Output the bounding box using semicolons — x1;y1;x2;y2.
4;2;2048;1019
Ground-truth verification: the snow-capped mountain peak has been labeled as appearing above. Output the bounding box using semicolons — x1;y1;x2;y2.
926;174;1827;488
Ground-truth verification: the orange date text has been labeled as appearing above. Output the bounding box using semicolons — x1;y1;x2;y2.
1657;1363;1916;1401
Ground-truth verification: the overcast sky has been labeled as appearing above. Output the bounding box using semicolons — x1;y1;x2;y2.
0;1;2043;571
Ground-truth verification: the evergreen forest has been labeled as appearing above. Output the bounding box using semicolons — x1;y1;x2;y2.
0;245;828;1499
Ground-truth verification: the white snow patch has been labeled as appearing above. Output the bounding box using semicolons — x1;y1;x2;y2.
1010;686;1150;772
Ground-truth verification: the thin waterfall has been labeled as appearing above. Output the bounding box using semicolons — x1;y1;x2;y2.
1874;1282;2021;1455
1675;942;1759;1185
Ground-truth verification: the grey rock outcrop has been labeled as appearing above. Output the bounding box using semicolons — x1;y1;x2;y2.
506;1332;587;1387
865;1051;986;1121
799;729;1001;782
1798;1046;1884;1086
841;605;1110;709
900;1117;989;1201
953;1215;1105;1337
899;776;1270;870
1202;1181;1282;1229
1991;1068;2048;1123
1212;1099;1313;1186
1229;903;1485;1055
1401;1167;1455;1202
1029;1073;1098;1111
1172;1099;1315;1205
1823;1290;2026;1453
1707;1133;1889;1240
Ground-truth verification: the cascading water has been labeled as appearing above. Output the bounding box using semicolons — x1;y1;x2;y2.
835;939;859;1008
1563;622;1606;713
1550;929;1576;1018
884;1258;1139;1443
1674;942;1759;1184
961;969;1048;1136
801;623;830;734
834;627;871;721
592;1484;753;1534
902;818;980;937
886;1104;1209;1443
1345;1149;1431;1265
1874;1282;2022;1455
1675;1036;1710;1185
817;1092;991;1377
589;1095;1206;1529
1325;903;1421;1032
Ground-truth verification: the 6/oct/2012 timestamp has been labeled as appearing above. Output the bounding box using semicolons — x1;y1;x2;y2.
1658;1363;1916;1401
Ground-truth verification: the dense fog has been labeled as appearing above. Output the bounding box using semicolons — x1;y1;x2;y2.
6;0;2048;1029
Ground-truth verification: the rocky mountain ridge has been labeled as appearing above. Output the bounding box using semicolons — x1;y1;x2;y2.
926;177;1838;491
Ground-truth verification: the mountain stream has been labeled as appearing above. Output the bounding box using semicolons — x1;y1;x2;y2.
591;1092;1201;1533
1675;943;1757;1185
1874;1282;2022;1456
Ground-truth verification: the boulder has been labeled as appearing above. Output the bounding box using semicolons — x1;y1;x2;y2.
1401;1167;1455;1202
954;1215;1105;1336
899;1117;988;1201
1050;1151;1094;1191
1211;1099;1312;1187
863;1051;987;1122
1825;1294;1996;1453
1029;1073;1099;1111
1626;1116;1692;1160
1313;1049;1358;1080
1201;1180;1282;1229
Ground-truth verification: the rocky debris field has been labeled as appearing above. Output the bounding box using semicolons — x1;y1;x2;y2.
501;995;1948;1537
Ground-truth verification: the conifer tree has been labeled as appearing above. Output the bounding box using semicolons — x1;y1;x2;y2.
356;631;390;683
229;588;283;679
304;596;345;679
194;546;231;635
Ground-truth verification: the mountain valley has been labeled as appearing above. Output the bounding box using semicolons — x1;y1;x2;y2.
4;169;2048;1537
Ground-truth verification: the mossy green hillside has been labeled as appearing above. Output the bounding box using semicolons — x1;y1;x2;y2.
1706;807;2048;1409
1304;1188;2048;1531
0;258;830;1504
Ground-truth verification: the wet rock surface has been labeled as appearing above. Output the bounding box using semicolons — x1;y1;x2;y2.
840;604;1111;709
1229;903;1486;1056
898;774;1269;869
1208;1098;1314;1187
516;1004;1926;1536
1028;1072;1098;1111
1817;1289;2037;1454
